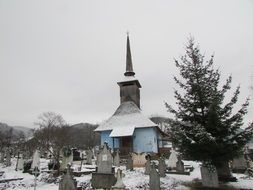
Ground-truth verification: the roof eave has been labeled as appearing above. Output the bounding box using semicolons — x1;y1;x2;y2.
117;80;141;88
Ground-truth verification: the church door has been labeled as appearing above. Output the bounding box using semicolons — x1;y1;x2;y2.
120;136;133;155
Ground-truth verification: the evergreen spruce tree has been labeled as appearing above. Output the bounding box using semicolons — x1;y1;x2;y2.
166;37;253;180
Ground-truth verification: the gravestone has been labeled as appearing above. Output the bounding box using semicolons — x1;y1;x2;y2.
17;154;24;170
231;155;247;173
5;148;11;167
60;148;73;171
94;151;99;165
167;149;178;169
200;164;219;188
144;157;151;175
126;154;133;171
31;150;40;170
97;144;113;173
59;165;77;190
158;157;166;177
112;169;126;190
113;150;120;167
149;162;160;190
0;152;4;163
91;143;116;189
245;153;253;169
78;154;84;171
216;161;236;181
22;151;29;160
86;149;92;165
244;154;253;177
176;156;184;173
132;152;147;167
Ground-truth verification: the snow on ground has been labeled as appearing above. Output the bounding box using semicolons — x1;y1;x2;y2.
229;173;253;189
0;158;253;190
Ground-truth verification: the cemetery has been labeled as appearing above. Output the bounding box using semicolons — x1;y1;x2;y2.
1;1;253;189
0;144;253;190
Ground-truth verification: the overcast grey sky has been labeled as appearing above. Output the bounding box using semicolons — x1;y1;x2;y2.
0;0;252;128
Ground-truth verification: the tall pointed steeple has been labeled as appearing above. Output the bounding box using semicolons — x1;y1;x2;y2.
118;34;141;108
124;34;135;77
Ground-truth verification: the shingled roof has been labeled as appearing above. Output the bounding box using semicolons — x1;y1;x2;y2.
94;101;157;137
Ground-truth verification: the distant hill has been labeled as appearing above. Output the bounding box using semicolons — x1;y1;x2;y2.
71;122;97;129
68;123;100;149
0;122;100;149
0;122;33;138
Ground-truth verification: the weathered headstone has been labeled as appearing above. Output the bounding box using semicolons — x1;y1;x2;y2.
91;143;116;189
86;149;93;165
231;155;247;173
17;154;24;170
5;148;11;167
149;162;160;190
93;146;99;164
144;157;151;175
31;150;40;170
59;165;77;190
0;151;4;163
245;153;253;169
244;154;253;177
176;156;185;173
60;148;73;171
167;149;178;169
158;157;166;177
22;151;29;160
97;144;113;173
78;154;84;171
126;154;133;171
216;161;235;181
132;152;147;167
113;150;120;167
112;169;126;190
200;164;219;188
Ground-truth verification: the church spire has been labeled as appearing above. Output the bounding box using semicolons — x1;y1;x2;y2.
124;33;135;77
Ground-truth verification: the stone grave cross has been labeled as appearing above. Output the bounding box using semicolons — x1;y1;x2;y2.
158;157;166;177
5;148;11;167
86;149;93;165
113;150;120;167
31;150;40;170
112;168;126;190
144;155;151;175
149;162;160;190
126;154;133;171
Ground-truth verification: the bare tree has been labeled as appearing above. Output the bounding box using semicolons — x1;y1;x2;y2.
0;128;14;151
33;112;71;174
35;112;66;128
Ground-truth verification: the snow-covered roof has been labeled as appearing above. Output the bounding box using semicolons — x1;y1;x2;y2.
94;101;157;136
110;126;135;137
118;76;138;83
117;76;141;87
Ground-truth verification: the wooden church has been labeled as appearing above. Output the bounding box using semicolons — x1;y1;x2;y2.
95;35;166;155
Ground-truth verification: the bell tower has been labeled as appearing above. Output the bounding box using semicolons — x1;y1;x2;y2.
117;34;141;108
